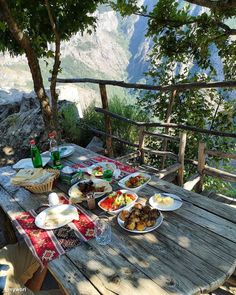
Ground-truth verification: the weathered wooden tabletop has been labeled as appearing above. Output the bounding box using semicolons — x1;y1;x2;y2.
0;144;236;295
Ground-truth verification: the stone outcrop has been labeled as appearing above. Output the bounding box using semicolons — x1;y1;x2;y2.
0;94;74;166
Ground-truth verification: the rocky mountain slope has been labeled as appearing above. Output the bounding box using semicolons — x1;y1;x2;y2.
0;3;153;108
1;1;233;107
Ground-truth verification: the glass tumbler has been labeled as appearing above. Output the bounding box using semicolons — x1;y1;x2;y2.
94;215;111;245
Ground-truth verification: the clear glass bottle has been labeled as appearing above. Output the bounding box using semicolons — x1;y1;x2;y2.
30;139;43;168
49;132;62;169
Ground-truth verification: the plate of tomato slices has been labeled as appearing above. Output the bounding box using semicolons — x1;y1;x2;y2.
98;190;138;215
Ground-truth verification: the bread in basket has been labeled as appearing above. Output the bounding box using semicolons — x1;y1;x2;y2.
11;168;60;193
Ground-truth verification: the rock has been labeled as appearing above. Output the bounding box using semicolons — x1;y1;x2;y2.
0;93;76;167
0;101;21;122
86;136;104;154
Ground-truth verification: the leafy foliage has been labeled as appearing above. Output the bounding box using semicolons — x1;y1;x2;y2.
113;0;236;195
59;102;81;144
68;96;149;155
0;0;106;57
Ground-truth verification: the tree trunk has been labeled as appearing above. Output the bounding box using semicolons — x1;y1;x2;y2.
0;0;54;132
45;0;61;134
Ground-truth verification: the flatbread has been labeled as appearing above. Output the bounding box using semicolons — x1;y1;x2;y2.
43;206;79;227
11;168;53;185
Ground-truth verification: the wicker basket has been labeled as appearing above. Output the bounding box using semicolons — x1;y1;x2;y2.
21;169;60;193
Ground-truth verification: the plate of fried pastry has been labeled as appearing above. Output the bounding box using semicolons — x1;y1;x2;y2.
117;202;163;233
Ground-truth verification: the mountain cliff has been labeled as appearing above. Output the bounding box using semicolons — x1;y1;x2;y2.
0;4;151;106
0;2;234;106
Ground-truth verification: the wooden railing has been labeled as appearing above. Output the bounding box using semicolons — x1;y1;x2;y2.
184;143;236;193
54;76;236;158
90;108;236;190
87;107;187;185
183;142;236;192
54;77;236;190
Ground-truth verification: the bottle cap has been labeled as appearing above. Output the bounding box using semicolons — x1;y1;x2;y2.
29;139;36;145
49;131;57;139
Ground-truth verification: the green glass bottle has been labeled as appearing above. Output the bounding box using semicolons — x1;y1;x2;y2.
49;132;63;169
30;139;43;168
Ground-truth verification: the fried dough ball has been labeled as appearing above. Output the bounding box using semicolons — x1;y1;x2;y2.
145;218;156;227
119;210;130;221
130;208;141;217
125;221;136;230
140;213;149;221
134;203;143;209
149;209;160;219
142;205;151;214
130;216;140;223
136;221;146;231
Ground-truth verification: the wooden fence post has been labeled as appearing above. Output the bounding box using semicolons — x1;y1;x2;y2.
138;126;145;164
161;89;177;169
177;132;187;186
99;84;113;157
196;142;206;193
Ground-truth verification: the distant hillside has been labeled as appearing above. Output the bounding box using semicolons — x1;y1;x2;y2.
0;4;150;107
0;2;235;106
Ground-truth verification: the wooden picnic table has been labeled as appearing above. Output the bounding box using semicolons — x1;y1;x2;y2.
0;144;236;295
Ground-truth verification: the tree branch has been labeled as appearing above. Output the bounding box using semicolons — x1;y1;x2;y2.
218;21;236;35
185;0;236;9
135;12;236;35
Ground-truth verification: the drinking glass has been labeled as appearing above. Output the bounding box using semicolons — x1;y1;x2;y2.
48;192;59;206
94;215;111;245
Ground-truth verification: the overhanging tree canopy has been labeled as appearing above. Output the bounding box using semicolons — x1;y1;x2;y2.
0;0;106;131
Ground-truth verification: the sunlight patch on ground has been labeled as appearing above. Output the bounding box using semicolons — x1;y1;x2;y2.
76;156;90;161
1;171;15;176
2;146;14;156
0;158;14;166
178;236;191;248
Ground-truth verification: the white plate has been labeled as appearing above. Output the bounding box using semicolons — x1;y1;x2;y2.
98;190;138;215
87;162;116;177
117;208;163;233
59;146;75;158
149;193;183;211
68;179;112;200
41;145;75;159
118;172;151;192
35;204;79;230
13;157;51;169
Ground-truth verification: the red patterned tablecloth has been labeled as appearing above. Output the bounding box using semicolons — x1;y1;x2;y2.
13;157;136;266
72;155;137;177
13;196;95;266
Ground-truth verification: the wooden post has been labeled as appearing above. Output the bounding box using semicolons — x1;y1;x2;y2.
161;89;177;169
196;142;206;193
99;84;113;157
177;132;187;186
138;126;145;164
